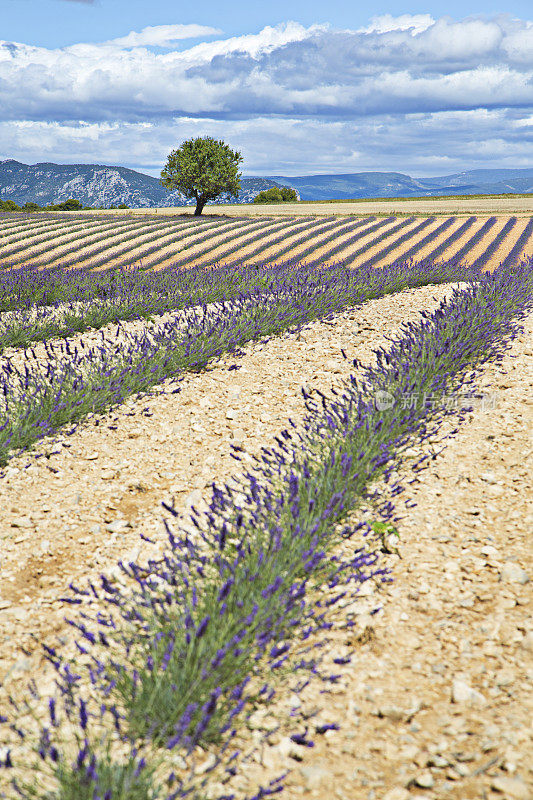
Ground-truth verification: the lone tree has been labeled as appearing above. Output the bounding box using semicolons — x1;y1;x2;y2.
161;136;243;216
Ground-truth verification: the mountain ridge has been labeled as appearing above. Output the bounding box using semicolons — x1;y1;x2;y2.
1;160;532;208
0;160;297;208
269;169;533;201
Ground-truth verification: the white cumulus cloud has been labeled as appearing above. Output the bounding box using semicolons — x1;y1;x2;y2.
359;14;435;35
0;15;531;174
106;24;222;49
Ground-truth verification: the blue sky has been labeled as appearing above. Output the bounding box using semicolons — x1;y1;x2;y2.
1;0;532;176
3;0;532;49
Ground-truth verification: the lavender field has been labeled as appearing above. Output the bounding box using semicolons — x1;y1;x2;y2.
1;212;532;273
0;240;532;799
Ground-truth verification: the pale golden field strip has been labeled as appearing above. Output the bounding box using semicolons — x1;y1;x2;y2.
0;210;532;272
127;194;533;216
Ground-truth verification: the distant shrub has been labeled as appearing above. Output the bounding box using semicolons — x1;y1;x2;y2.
0;199;21;212
47;198;84;211
22;202;42;212
280;187;298;201
253;186;298;204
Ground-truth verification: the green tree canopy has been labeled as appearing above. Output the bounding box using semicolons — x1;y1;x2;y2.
0;199;21;212
253;186;298;204
47;198;83;211
160;136;243;216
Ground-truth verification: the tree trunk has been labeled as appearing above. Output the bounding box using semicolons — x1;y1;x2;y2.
194;197;206;216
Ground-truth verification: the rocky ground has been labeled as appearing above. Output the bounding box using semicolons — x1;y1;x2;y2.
0;286;531;799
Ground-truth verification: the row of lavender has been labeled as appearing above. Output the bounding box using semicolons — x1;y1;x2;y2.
2;213;530;274
0;215;249;270
180;214;518;273
2;211;523;355
3;259;532;800
0;259;485;466
0;214;389;273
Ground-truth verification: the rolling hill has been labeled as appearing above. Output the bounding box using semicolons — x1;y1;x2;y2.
271;169;533;201
0;160;532;208
0;160;297;208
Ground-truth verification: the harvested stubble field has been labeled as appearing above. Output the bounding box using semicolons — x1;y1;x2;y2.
1;210;532;272
0;217;532;800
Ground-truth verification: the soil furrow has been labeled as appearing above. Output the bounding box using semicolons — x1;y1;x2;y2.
68;217;219;270
453;218;505;265
126;218;249;269
222;216;366;266
370;217;453;268
229;216;340;265
480;217;528;270
152;218;276;270
2;214;531;274
68;219;200;270
344;217;421;267
11;219;155;267
410;217;476;263
0;219;112;263
296;217;402;264
0;219;72;247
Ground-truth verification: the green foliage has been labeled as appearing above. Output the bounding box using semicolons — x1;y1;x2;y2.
160;136;242;215
253;186;298;204
371;521;401;555
22;202;42;212
280;186;298;201
47;198;84;211
0;199;21;212
54;757;160;800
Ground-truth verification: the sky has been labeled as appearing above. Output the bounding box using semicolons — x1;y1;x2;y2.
1;0;532;177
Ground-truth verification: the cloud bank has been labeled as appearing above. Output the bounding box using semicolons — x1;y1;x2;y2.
0;15;532;174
